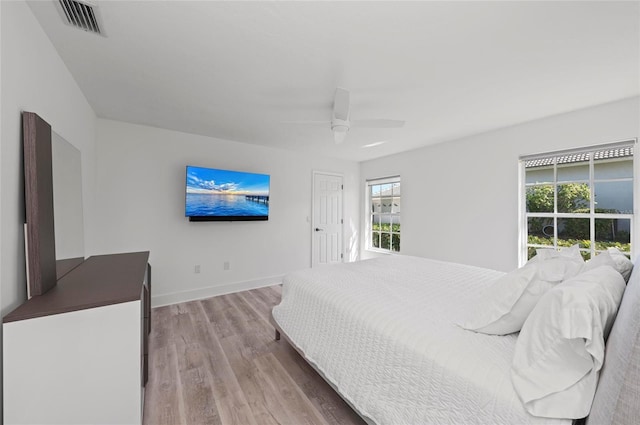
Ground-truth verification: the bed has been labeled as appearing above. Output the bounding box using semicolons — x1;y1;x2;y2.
271;255;640;425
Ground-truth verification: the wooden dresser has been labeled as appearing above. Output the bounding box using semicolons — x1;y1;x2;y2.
3;251;151;425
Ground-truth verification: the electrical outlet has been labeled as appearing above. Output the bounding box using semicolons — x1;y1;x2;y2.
223;261;230;270
194;264;201;274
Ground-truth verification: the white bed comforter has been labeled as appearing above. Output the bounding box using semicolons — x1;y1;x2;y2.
272;255;570;425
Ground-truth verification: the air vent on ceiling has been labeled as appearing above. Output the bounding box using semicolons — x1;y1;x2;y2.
55;0;105;36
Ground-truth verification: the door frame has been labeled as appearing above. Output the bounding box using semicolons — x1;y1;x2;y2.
311;170;345;267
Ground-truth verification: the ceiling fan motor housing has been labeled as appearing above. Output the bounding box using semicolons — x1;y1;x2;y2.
331;118;350;133
331;118;350;143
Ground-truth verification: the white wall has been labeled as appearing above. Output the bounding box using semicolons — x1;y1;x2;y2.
0;0;3;323
91;119;360;306
361;97;640;271
1;0;96;313
0;0;96;417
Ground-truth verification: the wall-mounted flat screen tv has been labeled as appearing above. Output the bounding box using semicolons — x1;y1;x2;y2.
185;166;270;221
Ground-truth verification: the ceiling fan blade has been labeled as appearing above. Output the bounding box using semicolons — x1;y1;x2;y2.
281;120;330;127
333;88;350;121
352;119;405;128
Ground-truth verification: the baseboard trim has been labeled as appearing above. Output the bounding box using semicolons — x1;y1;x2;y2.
151;275;284;307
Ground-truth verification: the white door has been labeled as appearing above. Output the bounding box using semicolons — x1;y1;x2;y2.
312;172;344;267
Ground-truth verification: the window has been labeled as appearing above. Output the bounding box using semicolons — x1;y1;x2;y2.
520;141;635;264
367;176;401;252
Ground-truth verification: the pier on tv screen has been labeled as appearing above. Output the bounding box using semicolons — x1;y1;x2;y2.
185;166;270;221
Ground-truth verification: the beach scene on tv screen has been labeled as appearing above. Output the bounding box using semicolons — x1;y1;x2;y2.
186;166;270;217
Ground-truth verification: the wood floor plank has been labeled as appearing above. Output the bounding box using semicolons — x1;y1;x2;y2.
172;304;222;425
176;349;222;425
190;302;259;424
169;303;200;348
220;342;293;425
219;294;253;332
219;322;321;425
238;289;275;324
226;291;263;324
191;303;241;400
200;295;246;338
144;285;364;425
144;344;187;425
254;353;330;425
205;296;238;337
215;390;260;425
271;341;366;425
149;305;173;349
252;284;282;308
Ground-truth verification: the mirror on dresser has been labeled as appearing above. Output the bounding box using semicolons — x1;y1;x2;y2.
23;112;85;297
51;131;85;278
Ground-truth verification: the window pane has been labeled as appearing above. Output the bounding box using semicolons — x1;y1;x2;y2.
391;196;401;213
594;151;633;179
557;183;590;213
557;162;588;182
371;198;382;213
527;246;538;260
595;218;631;251
372;214;381;231
527;217;554;245
380;197;393;213
525;167;553;184
558;218;589;247
379;215;391;232
381;233;391;250
392;182;401;196
371;184;381;196
380;184;392;197
594;181;633;213
392;215;401;233
392;233;400;252
526;185;554;212
372;232;380;248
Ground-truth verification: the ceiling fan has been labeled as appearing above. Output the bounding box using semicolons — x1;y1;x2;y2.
288;88;405;144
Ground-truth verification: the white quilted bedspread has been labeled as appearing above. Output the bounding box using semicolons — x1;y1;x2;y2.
272;255;570;425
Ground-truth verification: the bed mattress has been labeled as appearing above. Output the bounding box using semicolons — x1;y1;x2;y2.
272;255;571;425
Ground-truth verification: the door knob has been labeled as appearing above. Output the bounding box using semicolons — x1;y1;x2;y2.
315;228;324;232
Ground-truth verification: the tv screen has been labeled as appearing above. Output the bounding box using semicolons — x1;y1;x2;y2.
185;166;270;221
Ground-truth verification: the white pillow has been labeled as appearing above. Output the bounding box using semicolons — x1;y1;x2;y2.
511;265;625;419
607;247;633;282
458;254;584;335
534;244;584;263
585;250;619;272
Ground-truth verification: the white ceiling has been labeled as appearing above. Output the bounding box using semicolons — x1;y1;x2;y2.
28;1;640;162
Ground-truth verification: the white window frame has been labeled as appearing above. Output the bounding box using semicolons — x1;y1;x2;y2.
519;140;637;266
366;176;401;253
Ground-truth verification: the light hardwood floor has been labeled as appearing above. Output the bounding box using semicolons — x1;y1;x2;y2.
143;285;366;425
